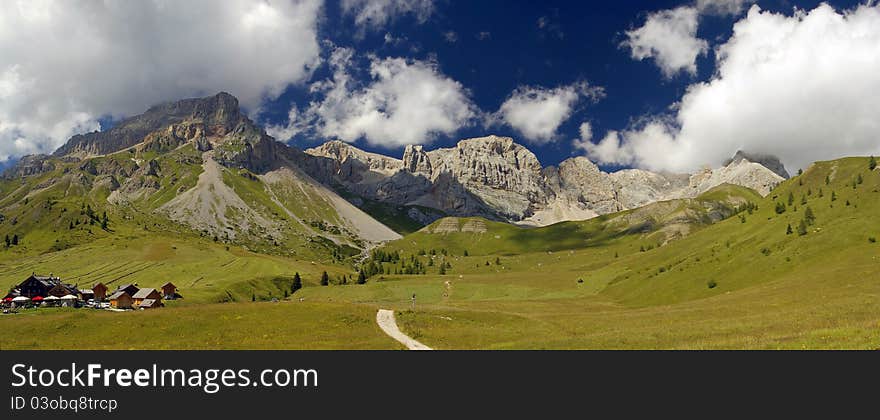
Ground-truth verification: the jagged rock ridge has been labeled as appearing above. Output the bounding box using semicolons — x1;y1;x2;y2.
302;136;786;227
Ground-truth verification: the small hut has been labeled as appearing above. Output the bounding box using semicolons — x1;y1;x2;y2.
115;284;139;297
92;283;108;301
132;288;161;307
108;290;133;309
161;282;178;300
138;298;161;309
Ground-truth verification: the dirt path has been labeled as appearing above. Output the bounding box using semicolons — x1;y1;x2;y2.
376;309;432;350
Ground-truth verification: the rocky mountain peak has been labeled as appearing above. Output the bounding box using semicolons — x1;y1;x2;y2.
402;144;431;174
725;150;790;179
53;92;248;159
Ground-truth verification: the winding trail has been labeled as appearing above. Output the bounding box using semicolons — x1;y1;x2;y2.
376;309;433;350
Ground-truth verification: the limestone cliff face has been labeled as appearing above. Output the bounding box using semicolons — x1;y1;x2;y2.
53;92;244;159
301;136;786;226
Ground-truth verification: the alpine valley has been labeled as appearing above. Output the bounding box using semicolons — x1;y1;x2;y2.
1;93;878;349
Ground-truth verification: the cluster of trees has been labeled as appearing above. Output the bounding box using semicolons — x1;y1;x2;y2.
361;248;458;280
81;203;109;230
4;234;19;248
786;206;815;236
416;248;453;257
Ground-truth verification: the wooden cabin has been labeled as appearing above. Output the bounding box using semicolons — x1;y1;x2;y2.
79;289;95;301
161;282;177;300
132;288;161;307
92;283;108;300
16;274;63;298
108;290;133;309
115;284;139;297
138;298;161;309
48;283;80;298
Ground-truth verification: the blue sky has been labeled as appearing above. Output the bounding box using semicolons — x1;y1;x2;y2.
256;0;866;169
2;0;877;173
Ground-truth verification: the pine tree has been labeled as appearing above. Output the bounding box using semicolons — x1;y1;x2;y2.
495;257;501;265
69;221;74;230
800;195;807;205
825;175;830;185
11;234;18;245
787;192;794;206
775;202;787;214
804;207;815;225
320;271;329;286
786;223;793;235
3;234;9;247
870;156;877;171
797;220;808;236
463;249;468;257
438;265;446;275
831;191;837;201
251;292;256;302
856;173;863;184
292;272;302;293
101;211;108;229
357;270;366;284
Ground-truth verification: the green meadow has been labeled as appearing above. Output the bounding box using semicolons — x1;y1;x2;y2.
1;157;878;349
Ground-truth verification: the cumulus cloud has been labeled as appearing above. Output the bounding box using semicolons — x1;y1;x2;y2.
696;0;756;16
587;4;880;173
622;6;708;78
572;122;594;152
496;83;604;144
0;0;322;161
341;0;434;31
274;48;477;147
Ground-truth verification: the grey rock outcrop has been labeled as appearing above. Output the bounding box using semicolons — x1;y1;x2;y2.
301;136;785;227
725;150;790;179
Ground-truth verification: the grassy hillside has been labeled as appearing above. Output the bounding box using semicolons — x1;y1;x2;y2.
377;183;760;258
1;157;877;350
0;301;399;350
293;157;879;348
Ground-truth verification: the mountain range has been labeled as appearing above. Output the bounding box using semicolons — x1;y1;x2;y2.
2;92;787;250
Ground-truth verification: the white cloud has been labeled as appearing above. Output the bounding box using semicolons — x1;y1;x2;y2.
587;4;880;173
496;83;604;144
622;6;708;78
443;31;459;43
696;0;756;16
341;0;434;31
0;0;322;161
572;122;594;152
279;48;476;147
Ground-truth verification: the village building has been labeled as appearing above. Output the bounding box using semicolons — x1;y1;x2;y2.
108;290;133;309
92;283;108;300
132;288;161;307
79;289;94;301
48;283;80;298
15;273;64;298
161;282;178;300
115;284;139;297
137;298;161;309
